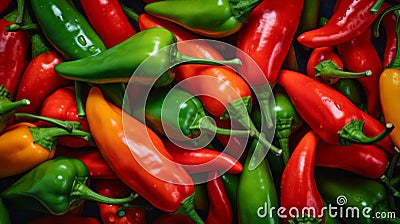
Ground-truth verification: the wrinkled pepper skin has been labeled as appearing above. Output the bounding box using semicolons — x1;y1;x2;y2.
30;0;106;60
1;157;135;215
0;198;11;224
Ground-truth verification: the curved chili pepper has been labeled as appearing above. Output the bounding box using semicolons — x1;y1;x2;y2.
0;10;30;97
297;0;387;48
15;34;70;115
86;87;203;223
80;0;136;48
381;11;397;67
337;28;383;119
163;140;243;174
39;86;92;148
280;130;324;223
315;142;388;179
277;69;393;147
220;173;239;221
306;47;371;85
0;85;30;133
144;0;262;38
0;0;12;15
55;147;118;180
28;214;100;224
153;214;194;224
332;78;367;111
95;180;147;224
206;171;232;224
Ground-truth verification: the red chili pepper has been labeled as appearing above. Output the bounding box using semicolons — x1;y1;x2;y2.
381;11;397;67
153;214;194;224
306;47;371;85
39;86;92;148
95;180;146;224
0;11;30;97
163;140;243;174
315;141;388;179
337;28;383;119
277;69;393;148
80;0;136;48
27;213;100;224
0;0;12;14
280;130;324;223
55;147;118;180
298;0;387;48
15;34;70;115
206;171;232;224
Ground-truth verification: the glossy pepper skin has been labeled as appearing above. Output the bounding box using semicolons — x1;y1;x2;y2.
15;34;70;115
332;79;366;111
315;142;388;179
206;171;233;224
0;10;30;96
297;0;386;48
0;198;11;224
0;85;30;133
145;0;262;38
297;0;321;34
277;69;393;148
381;11;397;67
86;87;203;223
1;157;136;215
30;0;106;60
80;0;136;48
27;214;100;224
280;131;324;223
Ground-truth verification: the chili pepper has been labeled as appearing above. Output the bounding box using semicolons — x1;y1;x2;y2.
206;171;232;224
29;0;106;60
95;179;147;224
220;173;239;223
237;139;280;223
315;167;400;224
0;85;30;133
0;10;30;97
337;28;383;119
80;0;136;48
332;78;367;111
297;0;387;48
15;34;70;115
153;214;194;224
280;130;324;223
0;0;12;15
86;87;203;223
163;140;243;174
144;0;262;38
54;28;240;86
27;214;100;224
194;183;209;211
0;112;92;178
55;147;118;180
381;11;397;67
297;0;321;34
39;86;92;148
277;69;393;148
282;44;299;71
315;141;388;179
236;0;303;128
0;198;11;224
1;157;136;215
306;47;371;85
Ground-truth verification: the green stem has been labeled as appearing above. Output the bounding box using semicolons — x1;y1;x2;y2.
0;99;30;114
31;34;51;58
196;116;255;137
16;0;24;24
338;120;394;146
6;23;39;32
177;53;242;66
174;194;204;224
229;0;263;23
279;137;290;165
121;4;139;22
14;113;81;132
371;0;384;15
381;175;400;198
373;5;400;38
389;9;400;69
0;86;12;99
75;81;86;119
315;60;372;82
388;153;400;180
252;86;274;129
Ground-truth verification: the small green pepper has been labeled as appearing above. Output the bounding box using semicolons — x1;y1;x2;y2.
332;78;367;111
54;28;241;86
0;85;30;133
1;157;136;215
0;198;11;224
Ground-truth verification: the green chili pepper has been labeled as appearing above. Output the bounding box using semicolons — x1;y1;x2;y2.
322;198;344;224
237;139;280;223
297;0;321;34
144;0;262;38
0;85;30;133
194;183;209;211
332;78;367;111
1;157;136;215
315;168;400;224
221;173;239;223
54;28;241;86
0;198;11;224
29;0;106;60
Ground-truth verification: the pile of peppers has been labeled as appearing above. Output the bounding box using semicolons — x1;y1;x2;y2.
1;0;400;223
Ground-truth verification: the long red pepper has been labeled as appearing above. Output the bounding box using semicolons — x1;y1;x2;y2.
381;11;398;67
280;130;324;223
277;69;393;148
15;34;70;115
337;28;383;119
206;171;233;224
80;0;136;48
95;180;146;224
315;142;388;179
163;140;243;174
298;0;386;48
0;10;30;97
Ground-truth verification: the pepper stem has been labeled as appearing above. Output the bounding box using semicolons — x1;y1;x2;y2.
31;34;51;58
176;52;242;66
6;23;39;32
315;60;372;84
252;86;274;129
338;120;394;146
173;194;204;224
381;175;400;198
229;0;263;23
121;4;139;22
194;116;255;137
0;99;30;114
14;113;82;132
75;81;86;119
371;0;384;15
0;86;12;99
71;178;137;204
275;117;293;165
16;0;24;24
